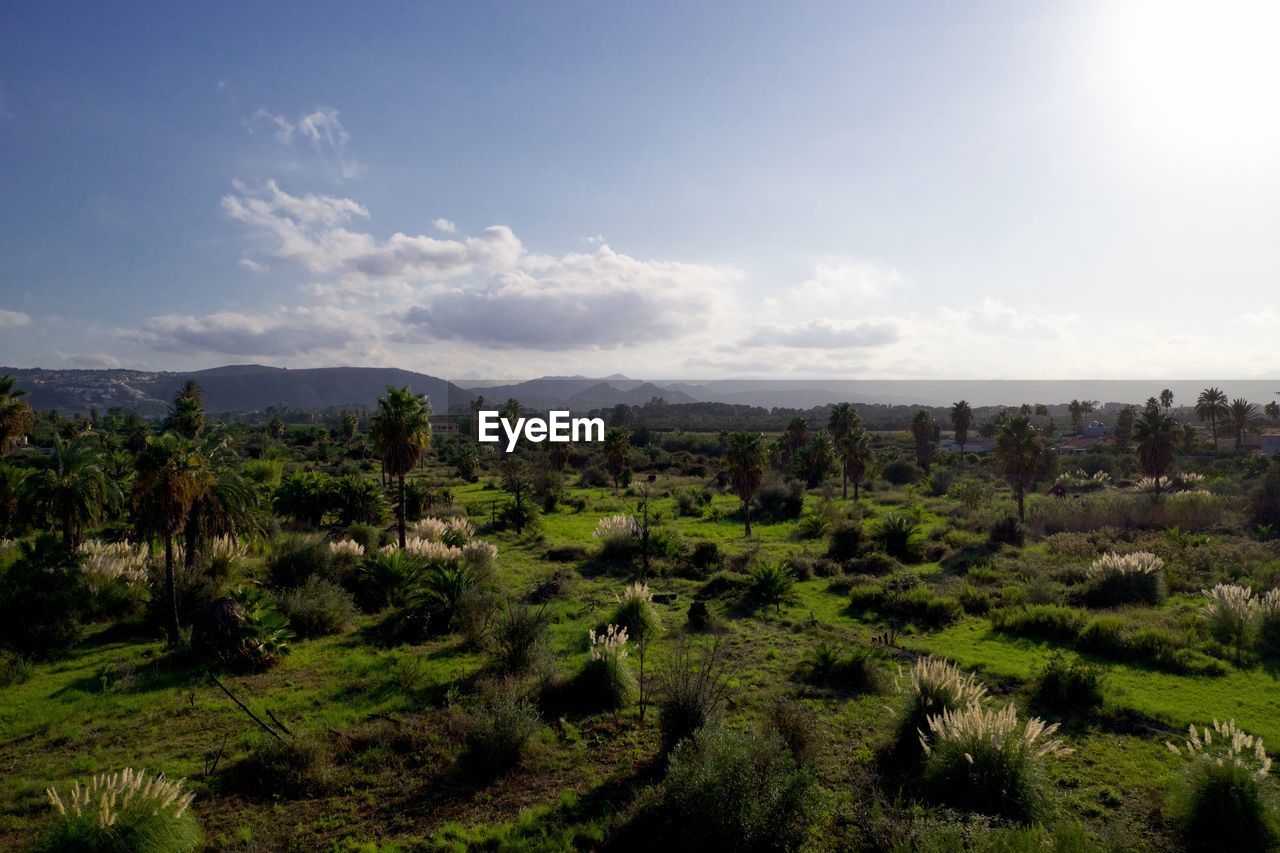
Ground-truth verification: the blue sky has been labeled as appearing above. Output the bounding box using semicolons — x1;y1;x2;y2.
1;1;1278;378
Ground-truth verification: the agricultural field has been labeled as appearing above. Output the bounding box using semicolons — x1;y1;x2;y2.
2;381;1280;851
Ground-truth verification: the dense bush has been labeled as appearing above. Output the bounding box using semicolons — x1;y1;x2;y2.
0;542;85;657
990;604;1087;643
1032;653;1104;712
232;733;334;799
492;603;550;675
870;515;922;562
1081;551;1166;607
765;699;821;766
988;515;1026;547
606;581;662;641
568;625;636;713
848;580;961;629
191;587;293;671
656;726;821;852
37;767;200;853
827;522;864;562
892;656;988;761
267;534;333;589
275;576;356;637
748;562;796;614
1167;719;1276;852
1251;465;1280;528
657;640;730;754
458;678;542;777
752;480;805;520
799;641;883;693
883;459;925;486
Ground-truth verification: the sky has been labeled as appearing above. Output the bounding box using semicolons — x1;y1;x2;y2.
1;0;1278;380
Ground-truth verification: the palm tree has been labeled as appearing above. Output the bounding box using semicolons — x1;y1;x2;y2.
267;415;285;442
1133;408;1178;497
340;411;359;446
603;428;631;493
723;431;767;537
167;380;206;438
995;415;1043;522
950;400;973;455
23;435;121;549
1195;387;1229;452
827;403;859;495
133;433;214;644
182;433;259;575
837;427;872;500
370;387;432;548
910;409;935;471
469;394;486;437
1228;398;1263;450
502;398;524;421
1266;400;1280;426
1160;388;1174;412
1067;399;1084;434
780;417;809;472
0;374;36;457
1179;423;1199;454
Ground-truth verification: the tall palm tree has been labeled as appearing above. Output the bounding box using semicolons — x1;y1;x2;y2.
502;398;524;421
780;417;809;472
133;433;214;644
1228;398;1263;450
340;411;359;445
1180;423;1199;454
266;415;285;442
1133;408;1178;497
602;428;631;493
23;434;121;550
910;409;935;471
1067;399;1084;434
1160;389;1174;412
370;387;432;548
723;431;767;537
995;415;1043;522
0;374;36;458
469;394;486;437
1195;387;1229;452
837;427;872;500
1265;400;1280;426
182;433;259;575
950;400;973;455
167;380;206;438
827;403;859;495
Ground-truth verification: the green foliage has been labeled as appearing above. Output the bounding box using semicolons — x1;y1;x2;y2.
233;734;334;799
266;533;334;588
655;726;821;852
826;521;864;562
606;582;662;641
882;458;925;486
987;515;1025;547
870;514;922;562
990;604;1087;643
356;549;423;610
747;561;796;614
36;768;201;853
0;542;86;657
459;678;542;777
657;640;730;754
1251;465;1280;528
191;586;293;671
1033;653;1104;712
567;626;636;713
275;576;355;638
492;603;550;675
799;641;882;693
1168;720;1277;852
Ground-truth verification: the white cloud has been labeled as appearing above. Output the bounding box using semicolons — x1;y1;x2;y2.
250;106;362;179
0;309;31;328
131;306;380;358
1241;306;1280;327
433;218;457;234
239;257;268;273
744;318;901;349
792;261;901;302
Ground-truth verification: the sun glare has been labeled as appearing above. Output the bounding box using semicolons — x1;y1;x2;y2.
1101;0;1280;165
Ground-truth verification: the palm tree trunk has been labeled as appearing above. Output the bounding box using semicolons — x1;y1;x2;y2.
1211;416;1218;452
397;475;407;548
743;500;752;537
854;479;860;501
842;471;848;500
61;506;72;552
1016;484;1025;522
164;535;180;645
184;506;200;574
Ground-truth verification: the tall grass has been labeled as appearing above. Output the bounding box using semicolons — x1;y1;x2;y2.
1028;491;1224;535
891;656;988;760
38;768;200;853
1167;719;1276;851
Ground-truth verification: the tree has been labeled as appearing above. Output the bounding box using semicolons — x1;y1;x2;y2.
603;428;631;494
133;433;214;644
950;400;973;455
827;403;860;495
0;374;36;457
911;409;935;471
1228;398;1263;450
267;415;285;442
1160;388;1174;412
182;433;259;575
23;435;121;550
780;417;809;472
1067;399;1084;434
503;398;524;421
802;430;834;488
1113;405;1136;451
1195;387;1229;452
1265;400;1280;426
370;387;432;548
167;380;205;438
1133;408;1178;497
469;394;487;437
723;431;767;537
995;415;1043;522
340;411;359;445
499;457;535;533
1180;423;1199;454
837;427;872;500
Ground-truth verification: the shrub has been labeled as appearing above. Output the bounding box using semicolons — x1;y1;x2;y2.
1202;583;1257;658
1251;465;1280;528
1258;589;1280;657
870;515;922;562
988;515;1026;547
753;480;805;520
847;551;901;575
607;581;662;641
1082;551;1166;607
461;539;499;575
748;561;796;614
827;522;864;562
275;576;356;637
344;522;383;553
891;586;963;629
958;584;992;615
593;514;637;559
234;733;334;798
892;656;988;761
0;545;85;657
799;641;882;693
37;767;200;853
0;649;32;687
1033;653;1104;712
356;549;423;610
990;604;1087;643
657;640;731;754
406;562;479;633
683;541;722;577
492;603;550;675
459;678;542;777
570;625;636;712
191;587;293;671
1167;720;1276;851
883;459;925;486
765;699;821;766
658;726;821;851
267;534;334;589
920;703;1072;820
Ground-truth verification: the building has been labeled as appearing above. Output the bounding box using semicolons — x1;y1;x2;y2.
1261;434;1280;455
1082;420;1112;437
430;417;459;434
1056;435;1110;455
937;436;996;454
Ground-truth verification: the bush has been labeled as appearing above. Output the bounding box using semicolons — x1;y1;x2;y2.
958;584;992;615
0;649;32;687
356;549;423;610
1033;653;1104;712
683;541;722;577
748;561;796;614
233;733;334;798
919;704;1071;821
275;576;356;637
990;604;1087;643
191;587;293;671
891;586;963;629
345;521;384;553
847;551;901;575
607;581;662;641
492;603;550;675
891;656;988;761
799;641;882;693
988;515;1026;547
569;625;636;713
1202;583;1258;658
1081;551;1166;607
592;514;637;560
883;459;925;486
0;542;85;657
765;699;821;766
657;726;821;851
1168;719;1276;852
1251;465;1280;528
459;678;542;777
38;768;200;853
753;480;805;520
267;534;334;589
827;522;864;562
657;640;730;754
870;515;922;562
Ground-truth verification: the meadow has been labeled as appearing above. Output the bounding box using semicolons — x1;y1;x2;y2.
2;380;1280;851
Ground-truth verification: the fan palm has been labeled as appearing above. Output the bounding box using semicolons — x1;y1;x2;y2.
1228;399;1263;450
1133;408;1178;497
167;380;206;438
0;375;36;457
828;403;859;494
133;433;215;644
182;433;260;575
911;409;935;470
371;387;432;548
950;400;974;454
837;426;872;500
23;434;121;550
1195;387;1229;452
995;415;1043;522
603;428;630;493
723;431;767;537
